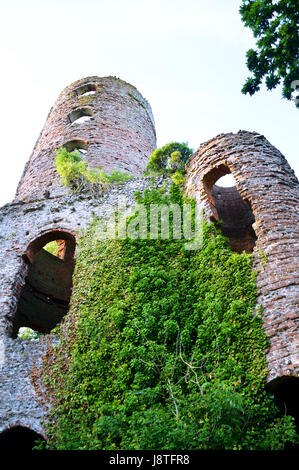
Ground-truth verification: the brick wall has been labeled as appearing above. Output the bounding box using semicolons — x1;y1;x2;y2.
186;130;299;382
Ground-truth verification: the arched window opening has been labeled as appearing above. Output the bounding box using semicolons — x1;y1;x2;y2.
75;83;97;97
68;107;93;125
12;231;76;338
203;165;257;254
63;139;88;155
0;426;46;450
267;376;299;436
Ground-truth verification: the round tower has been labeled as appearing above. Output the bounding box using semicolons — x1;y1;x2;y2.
186;130;299;385
15;76;156;201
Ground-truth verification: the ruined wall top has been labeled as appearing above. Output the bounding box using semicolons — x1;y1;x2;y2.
15;76;157;202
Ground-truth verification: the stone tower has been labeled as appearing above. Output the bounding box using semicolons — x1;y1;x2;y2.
0;77;298;447
185;131;299;423
16;76;156;202
0;76;158;445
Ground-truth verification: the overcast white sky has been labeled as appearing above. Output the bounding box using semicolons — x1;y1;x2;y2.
0;0;297;206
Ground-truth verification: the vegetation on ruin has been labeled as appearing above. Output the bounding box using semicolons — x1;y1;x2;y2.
240;0;299;106
39;182;298;450
43;241;59;257
145;142;193;185
54;147;134;192
258;249;268;268
18;327;43;340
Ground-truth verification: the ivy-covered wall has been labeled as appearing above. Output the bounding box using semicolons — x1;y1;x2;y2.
0;176;163;436
40;184;298;450
1;71;298;450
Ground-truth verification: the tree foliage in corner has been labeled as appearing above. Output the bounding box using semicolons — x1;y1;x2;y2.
240;0;299;106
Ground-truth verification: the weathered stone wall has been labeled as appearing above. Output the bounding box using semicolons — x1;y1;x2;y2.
186;130;299;383
0;335;50;438
15;76;156;202
0;176;165;436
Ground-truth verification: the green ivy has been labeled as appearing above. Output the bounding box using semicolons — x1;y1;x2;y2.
54;147;134;192
41;183;298;450
258;249;268;268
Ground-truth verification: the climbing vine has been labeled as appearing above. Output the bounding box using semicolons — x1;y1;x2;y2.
54;147;134;192
40;183;298;450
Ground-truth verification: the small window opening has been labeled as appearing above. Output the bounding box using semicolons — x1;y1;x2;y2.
75;83;97;97
12;232;76;338
63;139;88;155
68;107;93;125
71;115;91;125
0;426;46;450
203;165;257;253
81;90;96;97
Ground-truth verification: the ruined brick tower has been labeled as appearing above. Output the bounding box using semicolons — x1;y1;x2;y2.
0;76;298;448
16;76;156;202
